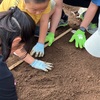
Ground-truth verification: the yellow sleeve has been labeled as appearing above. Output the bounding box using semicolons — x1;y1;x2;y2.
0;0;11;12
43;1;51;14
0;0;18;12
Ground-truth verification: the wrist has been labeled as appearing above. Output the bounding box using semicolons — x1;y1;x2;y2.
30;59;36;64
38;39;45;44
37;42;44;46
30;59;39;67
48;32;55;37
79;26;86;32
20;52;28;59
23;54;35;64
14;48;27;58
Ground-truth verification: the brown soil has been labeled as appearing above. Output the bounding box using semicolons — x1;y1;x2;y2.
1;1;100;100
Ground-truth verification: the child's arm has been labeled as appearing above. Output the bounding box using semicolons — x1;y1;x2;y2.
50;0;63;33
14;47;53;72
80;1;98;28
38;13;50;44
31;13;50;57
69;1;98;49
45;0;63;46
31;1;51;57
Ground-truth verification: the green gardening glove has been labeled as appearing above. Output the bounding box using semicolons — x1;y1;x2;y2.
45;32;55;46
69;29;86;48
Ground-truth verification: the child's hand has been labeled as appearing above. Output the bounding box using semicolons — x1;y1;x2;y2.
45;32;55;46
30;59;53;72
31;42;44;57
69;29;86;48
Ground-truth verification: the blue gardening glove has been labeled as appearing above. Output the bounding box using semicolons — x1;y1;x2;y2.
30;59;53;72
69;29;86;48
31;42;44;57
45;32;55;46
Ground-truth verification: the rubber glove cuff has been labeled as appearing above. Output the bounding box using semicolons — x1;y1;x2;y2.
48;32;55;37
45;32;55;46
36;42;44;49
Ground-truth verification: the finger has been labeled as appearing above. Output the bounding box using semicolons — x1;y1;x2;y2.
42;68;48;72
45;64;54;70
45;62;53;66
75;40;78;48
47;64;54;68
38;52;42;57
45;37;49;42
69;35;75;42
48;40;53;46
46;66;52;70
49;65;53;68
40;52;44;57
79;43;83;49
79;41;83;49
40;66;49;72
41;63;53;71
31;50;36;55
41;53;44;57
35;52;39;57
44;64;53;71
39;52;44;57
48;42;52;46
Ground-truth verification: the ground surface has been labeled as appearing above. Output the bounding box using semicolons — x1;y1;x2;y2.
1;1;100;99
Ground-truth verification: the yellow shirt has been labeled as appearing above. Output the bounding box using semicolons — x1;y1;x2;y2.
0;0;51;24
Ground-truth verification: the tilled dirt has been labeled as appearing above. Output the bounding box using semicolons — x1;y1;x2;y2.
1;1;100;100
